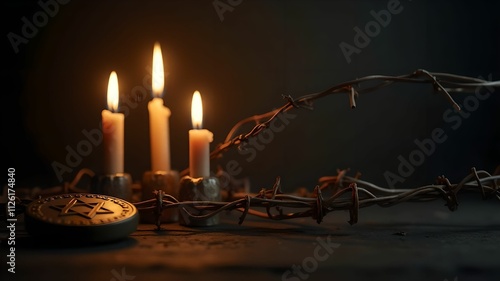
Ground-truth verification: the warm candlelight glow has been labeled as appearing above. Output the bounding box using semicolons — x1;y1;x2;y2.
102;70;124;175
189;90;213;178
191;91;203;129
107;71;119;112
152;42;165;98
148;42;171;172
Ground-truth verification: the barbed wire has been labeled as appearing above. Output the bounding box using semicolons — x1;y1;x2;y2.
178;69;499;176
2;70;499;230
4;166;498;230
136;167;499;229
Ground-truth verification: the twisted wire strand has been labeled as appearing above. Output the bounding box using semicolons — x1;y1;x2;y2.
5;167;498;226
133;168;499;227
190;69;499;176
3;70;498;227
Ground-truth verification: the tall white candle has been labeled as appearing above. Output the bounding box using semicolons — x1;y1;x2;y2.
102;71;124;174
189;91;213;178
148;42;171;172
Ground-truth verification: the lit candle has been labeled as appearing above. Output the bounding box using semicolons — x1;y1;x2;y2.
102;71;124;174
148;42;171;172
189;91;213;178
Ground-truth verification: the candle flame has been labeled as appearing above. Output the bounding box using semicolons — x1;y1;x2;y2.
191;91;203;129
107;71;119;112
152;42;164;98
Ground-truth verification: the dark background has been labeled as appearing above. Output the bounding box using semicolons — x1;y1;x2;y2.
3;0;499;193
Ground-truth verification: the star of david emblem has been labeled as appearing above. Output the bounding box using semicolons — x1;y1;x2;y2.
50;198;114;219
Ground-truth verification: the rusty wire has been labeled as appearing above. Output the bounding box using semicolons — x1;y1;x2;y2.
190;69;499;175
3;70;499;229
134;167;499;229
3;166;499;229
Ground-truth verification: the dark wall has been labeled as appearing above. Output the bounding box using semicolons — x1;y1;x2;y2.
3;0;499;192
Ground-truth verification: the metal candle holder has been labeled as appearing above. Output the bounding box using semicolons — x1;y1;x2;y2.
178;175;221;226
92;173;133;201
141;170;180;223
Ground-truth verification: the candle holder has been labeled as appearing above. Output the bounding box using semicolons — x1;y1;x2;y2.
178;175;221;226
141;170;180;223
92;173;133;201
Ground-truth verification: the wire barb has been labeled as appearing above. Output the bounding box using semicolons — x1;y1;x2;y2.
5;168;499;227
5;70;499;229
127;168;499;227
207;69;497;162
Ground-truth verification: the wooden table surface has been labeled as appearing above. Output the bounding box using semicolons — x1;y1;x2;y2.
2;194;499;281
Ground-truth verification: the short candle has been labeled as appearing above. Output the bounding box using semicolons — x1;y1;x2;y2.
189;91;213;178
101;71;124;174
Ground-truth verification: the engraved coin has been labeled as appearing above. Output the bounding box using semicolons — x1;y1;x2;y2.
25;193;139;244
